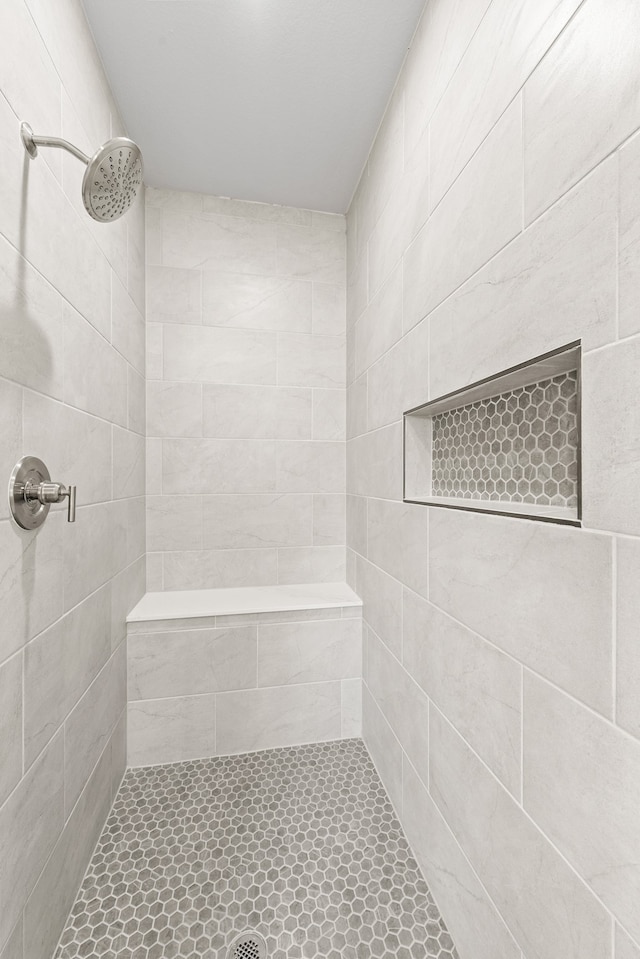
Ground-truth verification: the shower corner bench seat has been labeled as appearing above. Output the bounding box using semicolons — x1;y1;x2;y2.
125;582;363;767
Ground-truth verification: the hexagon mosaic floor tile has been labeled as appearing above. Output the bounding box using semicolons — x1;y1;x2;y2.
55;739;459;959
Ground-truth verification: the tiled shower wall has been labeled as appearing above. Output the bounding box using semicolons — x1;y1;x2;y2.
145;189;347;591
347;2;640;959
0;3;145;959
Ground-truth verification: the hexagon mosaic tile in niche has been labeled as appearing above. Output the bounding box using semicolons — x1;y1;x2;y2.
431;371;578;507
55;739;459;959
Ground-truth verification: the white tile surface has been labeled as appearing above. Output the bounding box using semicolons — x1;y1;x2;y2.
583;338;640;535
258;617;361;687
216;681;342;754
430;707;611;959
128;695;216;767
524;672;640;943
524;0;640;223
429;509;613;715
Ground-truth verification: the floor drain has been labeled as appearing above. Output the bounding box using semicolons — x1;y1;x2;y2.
227;931;267;959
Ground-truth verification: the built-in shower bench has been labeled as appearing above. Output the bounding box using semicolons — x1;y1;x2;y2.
125;583;363;767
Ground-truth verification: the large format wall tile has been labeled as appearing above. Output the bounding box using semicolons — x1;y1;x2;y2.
429;0;582;207
583;338;640;535
129;625;257;700
347;0;640;953
0;654;22;807
619;133;640;338
616;537;640;738
0;733;64;950
429;157;617;397
217;681;341;754
524;672;640;943
402;758;521;959
148;194;346;589
403;590;521;796
524;0;640;223
430;708;611;959
404;99;522;329
429;509;613;715
365;630;429;787
128;695;216;767
258;618;361;686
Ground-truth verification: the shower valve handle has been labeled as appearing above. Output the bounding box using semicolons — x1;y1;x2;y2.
24;480;77;523
9;457;77;529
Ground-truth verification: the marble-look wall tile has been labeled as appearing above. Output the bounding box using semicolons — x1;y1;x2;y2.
202;272;311;332
162;548;279;591
23;742;112;959
162;210;276;274
147;192;346;587
429;157;617;397
0;653;22;806
276;546;346;584
583;338;640;535
128;695;216;767
356;555;403;659
217;682;341;754
24;585;111;768
128;625;257;699
402;0;492;159
619;133;640;338
313;494;345;546
366;630;429;787
312;389;346;441
203;384;311;440
429;0;582;207
0;733;64;951
0;922;22;959
367;498;428;598
616;537;640;738
362;686;403;816
277;334;345;389
403;590;521;796
524;0;640;223
276;441;345;494
64;644;126;813
429;509;613;715
404;98;522;329
202;493;312;549
163;438;276;494
430;707;611;959
341;678;362;737
402;758;521;959
258;618;360;687
163;324;277;385
524;672;640;943
0;379;22;523
146;264;201;325
616;928;640;959
0;516;63;663
146;382;203;438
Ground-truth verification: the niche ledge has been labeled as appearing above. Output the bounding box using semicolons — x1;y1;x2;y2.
404;342;581;526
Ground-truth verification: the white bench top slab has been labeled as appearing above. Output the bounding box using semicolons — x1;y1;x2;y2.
127;582;362;623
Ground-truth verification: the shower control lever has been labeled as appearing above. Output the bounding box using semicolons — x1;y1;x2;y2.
24;479;76;523
9;456;77;529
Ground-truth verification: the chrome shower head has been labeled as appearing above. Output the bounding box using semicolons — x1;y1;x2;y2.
21;122;143;222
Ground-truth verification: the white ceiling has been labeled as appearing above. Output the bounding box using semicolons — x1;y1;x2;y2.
81;0;426;212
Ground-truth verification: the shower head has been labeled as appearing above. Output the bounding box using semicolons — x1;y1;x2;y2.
20;122;143;223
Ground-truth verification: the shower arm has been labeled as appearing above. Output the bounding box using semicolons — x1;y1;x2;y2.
20;122;90;165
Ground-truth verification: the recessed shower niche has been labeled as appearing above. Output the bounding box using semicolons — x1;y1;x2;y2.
404;342;581;525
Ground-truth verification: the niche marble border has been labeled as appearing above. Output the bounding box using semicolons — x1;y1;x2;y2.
403;342;581;526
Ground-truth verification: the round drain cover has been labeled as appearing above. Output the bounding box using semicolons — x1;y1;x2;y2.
227;931;267;959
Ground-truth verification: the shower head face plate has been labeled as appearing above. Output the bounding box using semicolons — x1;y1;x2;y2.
82;137;143;222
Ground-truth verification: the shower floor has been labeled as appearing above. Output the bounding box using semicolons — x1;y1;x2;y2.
55;739;459;959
